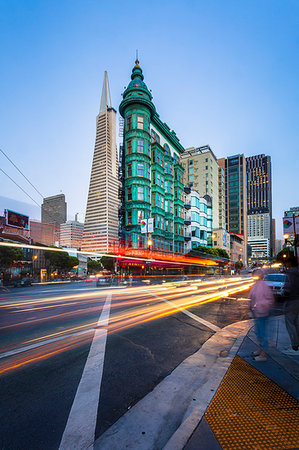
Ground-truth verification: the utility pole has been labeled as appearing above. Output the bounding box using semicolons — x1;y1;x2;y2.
293;214;298;262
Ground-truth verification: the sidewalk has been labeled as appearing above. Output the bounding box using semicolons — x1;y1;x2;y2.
92;315;299;450
182;315;299;449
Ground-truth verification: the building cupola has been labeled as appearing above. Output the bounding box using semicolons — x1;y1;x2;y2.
119;60;156;118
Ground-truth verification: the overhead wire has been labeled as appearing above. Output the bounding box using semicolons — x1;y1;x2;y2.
0;148;44;199
0;167;41;208
0;148;65;226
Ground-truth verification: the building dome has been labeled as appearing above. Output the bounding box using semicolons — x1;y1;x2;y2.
119;60;155;117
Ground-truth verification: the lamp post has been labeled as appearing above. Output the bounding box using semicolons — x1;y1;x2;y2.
147;237;152;252
32;254;38;277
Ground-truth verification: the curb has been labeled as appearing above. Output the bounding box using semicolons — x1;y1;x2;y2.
92;319;253;450
163;321;253;450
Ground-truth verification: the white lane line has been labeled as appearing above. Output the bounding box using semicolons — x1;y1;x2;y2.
147;292;221;332
0;329;94;360
59;293;112;450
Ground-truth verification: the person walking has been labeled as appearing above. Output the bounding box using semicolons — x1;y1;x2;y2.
282;256;299;354
249;268;275;362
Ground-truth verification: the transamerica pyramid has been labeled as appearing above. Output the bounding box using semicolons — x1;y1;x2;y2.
82;71;119;253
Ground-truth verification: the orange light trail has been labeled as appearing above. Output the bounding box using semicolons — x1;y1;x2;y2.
0;278;253;375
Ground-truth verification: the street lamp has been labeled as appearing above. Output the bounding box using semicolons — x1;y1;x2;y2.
283;233;297;261
32;254;38;279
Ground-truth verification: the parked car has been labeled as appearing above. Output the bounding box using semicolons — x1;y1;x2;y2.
264;273;287;298
9;277;32;287
85;276;96;283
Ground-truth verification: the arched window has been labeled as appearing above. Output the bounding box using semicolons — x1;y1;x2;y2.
164;144;170;155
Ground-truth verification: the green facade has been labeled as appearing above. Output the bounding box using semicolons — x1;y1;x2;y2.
119;60;185;253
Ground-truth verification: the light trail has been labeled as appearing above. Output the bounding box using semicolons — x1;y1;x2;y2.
0;241;218;267
0;278;253;375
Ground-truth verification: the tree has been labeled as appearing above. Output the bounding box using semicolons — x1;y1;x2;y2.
101;255;114;272
68;256;79;271
276;247;293;263
189;245;214;255
189;245;229;259
44;249;71;273
87;260;101;273
0;246;24;268
215;248;230;259
235;261;243;270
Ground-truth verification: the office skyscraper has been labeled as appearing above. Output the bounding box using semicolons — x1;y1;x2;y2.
60;219;84;249
218;154;247;263
41;194;67;225
41;194;67;245
82;72;119;253
246;154;272;258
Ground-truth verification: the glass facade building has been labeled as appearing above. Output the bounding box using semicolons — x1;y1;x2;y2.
218;154;247;263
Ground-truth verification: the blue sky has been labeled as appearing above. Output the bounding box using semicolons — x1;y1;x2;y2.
1;0;298;239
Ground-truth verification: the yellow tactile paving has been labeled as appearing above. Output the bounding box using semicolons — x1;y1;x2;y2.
205;355;299;449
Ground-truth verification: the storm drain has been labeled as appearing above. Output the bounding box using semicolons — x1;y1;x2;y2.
205;355;299;449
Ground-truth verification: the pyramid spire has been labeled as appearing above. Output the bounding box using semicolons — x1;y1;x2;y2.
99;71;112;112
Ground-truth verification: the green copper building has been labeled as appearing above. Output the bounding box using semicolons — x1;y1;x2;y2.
119;60;185;253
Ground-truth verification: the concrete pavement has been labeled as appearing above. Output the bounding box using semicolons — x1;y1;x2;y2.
92;314;299;450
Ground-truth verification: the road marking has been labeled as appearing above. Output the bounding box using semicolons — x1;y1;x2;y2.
148;292;221;332
59;293;112;450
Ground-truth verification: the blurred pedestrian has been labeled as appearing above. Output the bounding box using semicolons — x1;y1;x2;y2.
249;268;275;362
282;256;299;354
129;274;133;286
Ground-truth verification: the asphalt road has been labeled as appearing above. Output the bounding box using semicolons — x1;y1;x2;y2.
0;278;254;449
